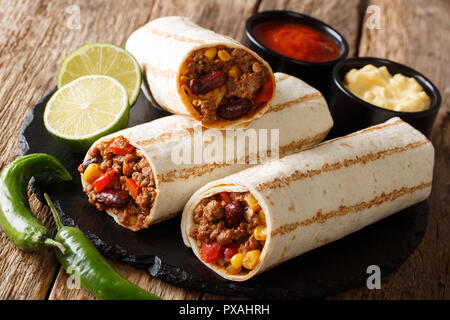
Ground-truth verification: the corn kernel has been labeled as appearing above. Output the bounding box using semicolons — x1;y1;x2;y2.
83;163;103;184
228;65;240;79
204;47;217;60
259;210;266;226
253;225;267;241
192;99;201;107
230;253;243;270
243;250;261;270
180;64;189;75
218;49;231;61
128;215;137;226
245;194;261;212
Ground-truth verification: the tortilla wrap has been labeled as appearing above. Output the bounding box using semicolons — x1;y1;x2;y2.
81;73;333;230
125;16;276;129
181;117;434;281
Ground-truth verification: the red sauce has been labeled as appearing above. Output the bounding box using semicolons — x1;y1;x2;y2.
252;21;340;62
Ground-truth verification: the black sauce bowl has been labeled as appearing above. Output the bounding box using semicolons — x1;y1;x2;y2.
328;57;441;138
244;10;349;99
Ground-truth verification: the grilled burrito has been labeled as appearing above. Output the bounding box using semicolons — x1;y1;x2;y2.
78;73;333;231
181;118;434;281
126;16;276;129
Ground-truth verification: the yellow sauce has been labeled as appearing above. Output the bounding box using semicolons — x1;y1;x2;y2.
344;64;431;112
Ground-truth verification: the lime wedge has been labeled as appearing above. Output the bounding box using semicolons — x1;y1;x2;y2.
57;43;141;106
44;75;129;153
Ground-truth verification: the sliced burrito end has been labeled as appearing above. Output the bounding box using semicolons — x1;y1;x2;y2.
184;185;269;280
178;45;275;128
79;135;159;231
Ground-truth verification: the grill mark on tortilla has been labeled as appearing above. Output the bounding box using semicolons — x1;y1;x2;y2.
271;181;432;237
158;162;231;183
320;119;404;147
340;142;353;148
144;63;177;79
255;139;429;191
137;127;195;146
159;132;327;183
314;236;331;245
141;64;180;115
278;129;329;155
159;17;240;46
267;93;323;114
144;26;206;44
178;17;198;28
288;200;295;212
281;246;288;259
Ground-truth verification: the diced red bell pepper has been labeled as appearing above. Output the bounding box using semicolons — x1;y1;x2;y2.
106;169;117;177
125;178;141;199
253;76;274;104
218;192;232;204
200;242;222;263
222;242;240;260
109;139;135;156
92;174;111;193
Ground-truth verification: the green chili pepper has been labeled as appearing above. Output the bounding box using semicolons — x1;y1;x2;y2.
0;154;71;252
44;193;162;300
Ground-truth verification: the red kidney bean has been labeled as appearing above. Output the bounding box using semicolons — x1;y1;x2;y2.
82;155;102;170
96;190;130;208
216;98;253;120
225;203;243;228
189;70;227;95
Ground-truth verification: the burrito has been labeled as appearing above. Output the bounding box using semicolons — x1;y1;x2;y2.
77;73;332;231
126;16;276;129
181;118;434;281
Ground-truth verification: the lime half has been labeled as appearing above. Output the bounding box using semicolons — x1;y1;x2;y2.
57;43;141;106
44;75;129;153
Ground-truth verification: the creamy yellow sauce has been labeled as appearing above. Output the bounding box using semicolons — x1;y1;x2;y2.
344;64;431;112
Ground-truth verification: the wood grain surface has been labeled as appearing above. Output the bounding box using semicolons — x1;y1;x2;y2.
0;0;448;300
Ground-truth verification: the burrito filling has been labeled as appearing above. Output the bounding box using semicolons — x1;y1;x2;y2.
179;46;273;124
78;136;156;229
189;192;266;274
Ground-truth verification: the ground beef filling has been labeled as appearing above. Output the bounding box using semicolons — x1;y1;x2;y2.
189;191;266;274
179;46;272;124
78;136;156;229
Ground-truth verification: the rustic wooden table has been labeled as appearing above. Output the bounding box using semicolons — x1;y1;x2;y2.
0;0;448;300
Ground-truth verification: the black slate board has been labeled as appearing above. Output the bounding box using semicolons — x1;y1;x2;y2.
19;88;428;299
